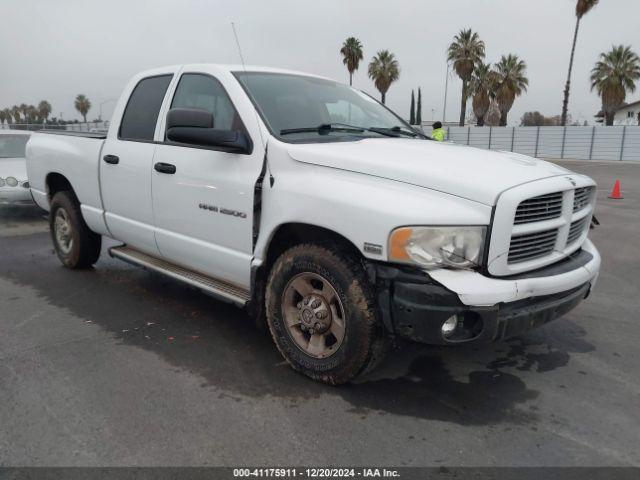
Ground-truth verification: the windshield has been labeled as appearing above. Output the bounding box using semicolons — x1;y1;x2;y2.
234;72;423;143
0;134;29;159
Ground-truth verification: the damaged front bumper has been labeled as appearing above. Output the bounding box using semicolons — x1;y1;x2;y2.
372;239;600;345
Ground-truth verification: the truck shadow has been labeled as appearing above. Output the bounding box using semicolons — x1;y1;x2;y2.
2;234;595;427
0;204;45;222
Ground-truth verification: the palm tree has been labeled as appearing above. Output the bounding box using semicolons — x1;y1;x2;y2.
591;45;640;126
19;103;29;124
11;106;21;123
447;29;485;126
3;108;13;125
368;50;400;104
340;37;364;86
493;54;529;126
561;0;599;126
38;100;52;123
470;61;499;126
74;94;92;123
27;105;39;123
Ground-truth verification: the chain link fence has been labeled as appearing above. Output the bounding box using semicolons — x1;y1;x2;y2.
421;126;640;162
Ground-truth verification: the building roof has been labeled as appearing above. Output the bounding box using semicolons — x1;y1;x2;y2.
615;99;640;112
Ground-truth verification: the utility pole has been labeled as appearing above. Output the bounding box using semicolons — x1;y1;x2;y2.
99;99;116;121
442;61;450;124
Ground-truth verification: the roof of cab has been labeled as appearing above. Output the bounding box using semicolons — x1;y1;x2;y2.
137;64;335;82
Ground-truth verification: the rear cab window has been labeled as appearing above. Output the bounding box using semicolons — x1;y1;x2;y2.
119;75;173;141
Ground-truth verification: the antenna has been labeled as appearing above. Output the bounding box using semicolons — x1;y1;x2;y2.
231;22;266;150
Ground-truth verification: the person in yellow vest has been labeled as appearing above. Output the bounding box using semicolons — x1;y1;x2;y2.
431;121;445;141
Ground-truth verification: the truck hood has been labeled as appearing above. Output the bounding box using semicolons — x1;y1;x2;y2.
286;138;570;205
0;158;28;181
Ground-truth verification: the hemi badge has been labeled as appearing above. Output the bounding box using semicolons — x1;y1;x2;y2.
364;243;383;255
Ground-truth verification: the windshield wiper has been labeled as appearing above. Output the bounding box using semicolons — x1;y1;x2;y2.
369;126;419;138
280;122;421;139
280;123;366;136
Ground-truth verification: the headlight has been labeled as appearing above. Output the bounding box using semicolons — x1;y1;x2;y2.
6;176;18;187
389;226;486;269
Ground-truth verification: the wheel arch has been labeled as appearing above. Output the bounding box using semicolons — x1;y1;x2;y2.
249;222;365;324
45;172;76;201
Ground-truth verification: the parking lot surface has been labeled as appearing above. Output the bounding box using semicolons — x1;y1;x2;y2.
1;160;639;466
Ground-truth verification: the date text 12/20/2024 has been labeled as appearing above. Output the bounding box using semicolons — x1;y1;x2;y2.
233;468;400;478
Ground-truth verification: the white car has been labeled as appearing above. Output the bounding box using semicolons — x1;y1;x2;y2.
0;130;33;205
26;64;601;384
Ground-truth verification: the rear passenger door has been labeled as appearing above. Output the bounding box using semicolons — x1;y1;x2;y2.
101;73;174;255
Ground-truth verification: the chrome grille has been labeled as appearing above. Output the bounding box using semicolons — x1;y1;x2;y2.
514;192;563;225
573;187;594;212
567;217;589;245
508;228;558;264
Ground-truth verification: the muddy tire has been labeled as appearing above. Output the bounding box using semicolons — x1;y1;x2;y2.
265;243;389;384
50;191;101;269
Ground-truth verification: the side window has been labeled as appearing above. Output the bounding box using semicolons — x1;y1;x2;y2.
170;74;243;131
119;75;172;141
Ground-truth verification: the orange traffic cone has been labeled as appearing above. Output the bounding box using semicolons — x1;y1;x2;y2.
609;179;623;199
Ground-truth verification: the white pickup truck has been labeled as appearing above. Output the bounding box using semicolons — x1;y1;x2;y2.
26;64;601;384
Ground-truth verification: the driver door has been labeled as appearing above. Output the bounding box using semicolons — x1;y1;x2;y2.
151;72;262;289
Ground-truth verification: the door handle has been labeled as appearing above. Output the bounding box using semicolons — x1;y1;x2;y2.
154;162;176;174
103;154;119;164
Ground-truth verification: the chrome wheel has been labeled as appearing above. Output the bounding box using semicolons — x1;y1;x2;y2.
281;272;346;359
54;208;73;255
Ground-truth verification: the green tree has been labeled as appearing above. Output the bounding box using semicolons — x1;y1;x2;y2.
75;94;92;123
340;37;364;86
447;28;485;126
409;90;416;124
493;54;529;126
38;100;52;122
368;50;400;104
0;110;6;125
591;45;640;126
416;88;422;125
561;0;599;126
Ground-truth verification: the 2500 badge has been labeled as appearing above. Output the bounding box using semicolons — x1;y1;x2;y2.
198;203;247;219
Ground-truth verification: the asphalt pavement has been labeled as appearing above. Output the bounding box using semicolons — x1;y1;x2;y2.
1;160;639;467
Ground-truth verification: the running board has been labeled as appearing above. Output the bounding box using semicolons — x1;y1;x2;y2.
108;245;250;307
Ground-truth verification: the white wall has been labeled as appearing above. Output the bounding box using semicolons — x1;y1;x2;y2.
614;103;640;126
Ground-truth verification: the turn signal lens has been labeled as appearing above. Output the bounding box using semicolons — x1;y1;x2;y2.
389;227;413;261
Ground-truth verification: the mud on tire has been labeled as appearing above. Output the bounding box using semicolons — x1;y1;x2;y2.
265;243;389;384
49;191;102;269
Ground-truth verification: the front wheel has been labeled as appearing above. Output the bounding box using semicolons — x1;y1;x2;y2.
50;191;102;269
265;244;389;384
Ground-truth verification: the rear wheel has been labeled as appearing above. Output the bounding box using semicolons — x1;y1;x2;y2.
265;243;389;384
50;191;101;269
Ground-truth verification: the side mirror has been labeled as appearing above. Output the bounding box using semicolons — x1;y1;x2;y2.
166;108;251;154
